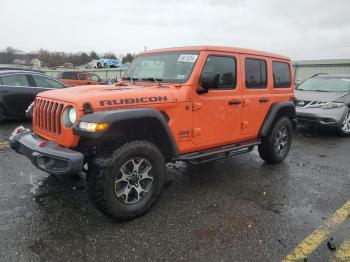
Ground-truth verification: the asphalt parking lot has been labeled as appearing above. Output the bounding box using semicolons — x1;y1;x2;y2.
0;121;349;262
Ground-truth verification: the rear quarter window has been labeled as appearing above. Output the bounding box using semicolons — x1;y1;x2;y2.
273;62;291;88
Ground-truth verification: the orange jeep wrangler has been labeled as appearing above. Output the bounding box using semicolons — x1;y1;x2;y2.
10;46;296;220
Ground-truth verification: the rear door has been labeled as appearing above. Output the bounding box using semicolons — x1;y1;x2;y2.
241;56;272;138
62;72;79;86
0;73;34;117
192;52;242;148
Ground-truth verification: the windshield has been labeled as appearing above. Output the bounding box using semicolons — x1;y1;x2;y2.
297;77;350;92
122;51;199;83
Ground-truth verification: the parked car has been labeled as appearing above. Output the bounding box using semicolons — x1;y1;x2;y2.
95;58;120;68
56;71;105;87
10;46;295;220
295;73;350;135
0;70;67;123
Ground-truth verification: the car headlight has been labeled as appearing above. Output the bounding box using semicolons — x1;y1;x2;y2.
62;106;77;128
321;102;344;109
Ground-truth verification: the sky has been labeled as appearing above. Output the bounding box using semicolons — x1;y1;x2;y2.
0;0;350;60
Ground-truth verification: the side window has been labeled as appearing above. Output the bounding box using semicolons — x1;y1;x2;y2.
90;74;99;81
79;74;87;80
0;74;30;87
32;75;65;88
245;58;267;89
273;61;291;88
62;72;77;80
201;56;236;89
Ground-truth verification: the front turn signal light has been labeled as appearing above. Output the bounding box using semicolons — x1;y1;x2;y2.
78;122;109;132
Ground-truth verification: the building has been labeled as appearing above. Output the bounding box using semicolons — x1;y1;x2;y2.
293;59;350;83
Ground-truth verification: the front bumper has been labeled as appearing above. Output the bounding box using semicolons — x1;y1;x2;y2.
296;106;349;127
9;127;84;175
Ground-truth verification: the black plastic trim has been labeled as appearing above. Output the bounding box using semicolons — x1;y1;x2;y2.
73;108;179;157
259;101;296;137
9;128;84;175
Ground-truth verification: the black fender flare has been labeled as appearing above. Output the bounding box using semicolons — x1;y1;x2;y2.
73;108;179;158
259;101;296;137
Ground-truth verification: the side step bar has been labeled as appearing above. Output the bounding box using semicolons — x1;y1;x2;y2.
175;140;261;163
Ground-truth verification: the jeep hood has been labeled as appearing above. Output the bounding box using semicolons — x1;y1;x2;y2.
37;85;175;110
295;90;349;102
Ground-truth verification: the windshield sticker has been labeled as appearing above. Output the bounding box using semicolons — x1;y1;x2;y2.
176;74;186;79
178;54;198;63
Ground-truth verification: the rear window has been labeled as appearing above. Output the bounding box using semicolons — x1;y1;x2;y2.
62;72;77;80
245;58;267;89
273;62;291;88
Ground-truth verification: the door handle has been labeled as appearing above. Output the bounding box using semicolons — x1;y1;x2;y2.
259;97;269;103
228;100;241;105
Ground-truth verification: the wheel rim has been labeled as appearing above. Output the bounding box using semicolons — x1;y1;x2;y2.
275;126;289;155
341;113;350;133
114;158;153;204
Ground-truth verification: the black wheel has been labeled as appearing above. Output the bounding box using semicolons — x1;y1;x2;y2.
338;111;350;136
258;117;292;164
87;140;166;220
0;105;4;124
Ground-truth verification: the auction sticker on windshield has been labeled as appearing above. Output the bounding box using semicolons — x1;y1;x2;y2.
178;54;198;63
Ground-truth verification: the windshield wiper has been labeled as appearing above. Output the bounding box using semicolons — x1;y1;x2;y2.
141;77;163;83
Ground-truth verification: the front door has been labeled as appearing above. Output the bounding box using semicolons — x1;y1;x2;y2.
192;53;242;148
0;73;34;117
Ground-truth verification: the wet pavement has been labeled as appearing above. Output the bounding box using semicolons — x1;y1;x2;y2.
0;121;349;262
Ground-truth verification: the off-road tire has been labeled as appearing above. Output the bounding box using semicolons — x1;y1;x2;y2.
87;140;166;220
337;111;350;136
0;105;4;124
258;117;292;164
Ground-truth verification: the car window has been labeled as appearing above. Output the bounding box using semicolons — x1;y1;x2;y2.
79;74;86;80
0;74;30;87
62;72;77;80
32;75;65;88
273;62;291;88
245;58;267;89
201;56;236;90
90;74;99;81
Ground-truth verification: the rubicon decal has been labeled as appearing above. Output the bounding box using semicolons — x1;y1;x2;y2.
99;96;168;106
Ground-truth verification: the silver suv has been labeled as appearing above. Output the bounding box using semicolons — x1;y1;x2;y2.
295;74;350;135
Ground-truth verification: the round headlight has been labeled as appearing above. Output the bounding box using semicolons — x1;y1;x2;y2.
62;106;77;128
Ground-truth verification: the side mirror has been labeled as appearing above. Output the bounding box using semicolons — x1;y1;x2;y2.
198;72;220;94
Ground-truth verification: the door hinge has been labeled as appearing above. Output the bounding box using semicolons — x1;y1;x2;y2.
241;121;249;129
192;103;203;111
192;128;202;137
243;99;250;107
